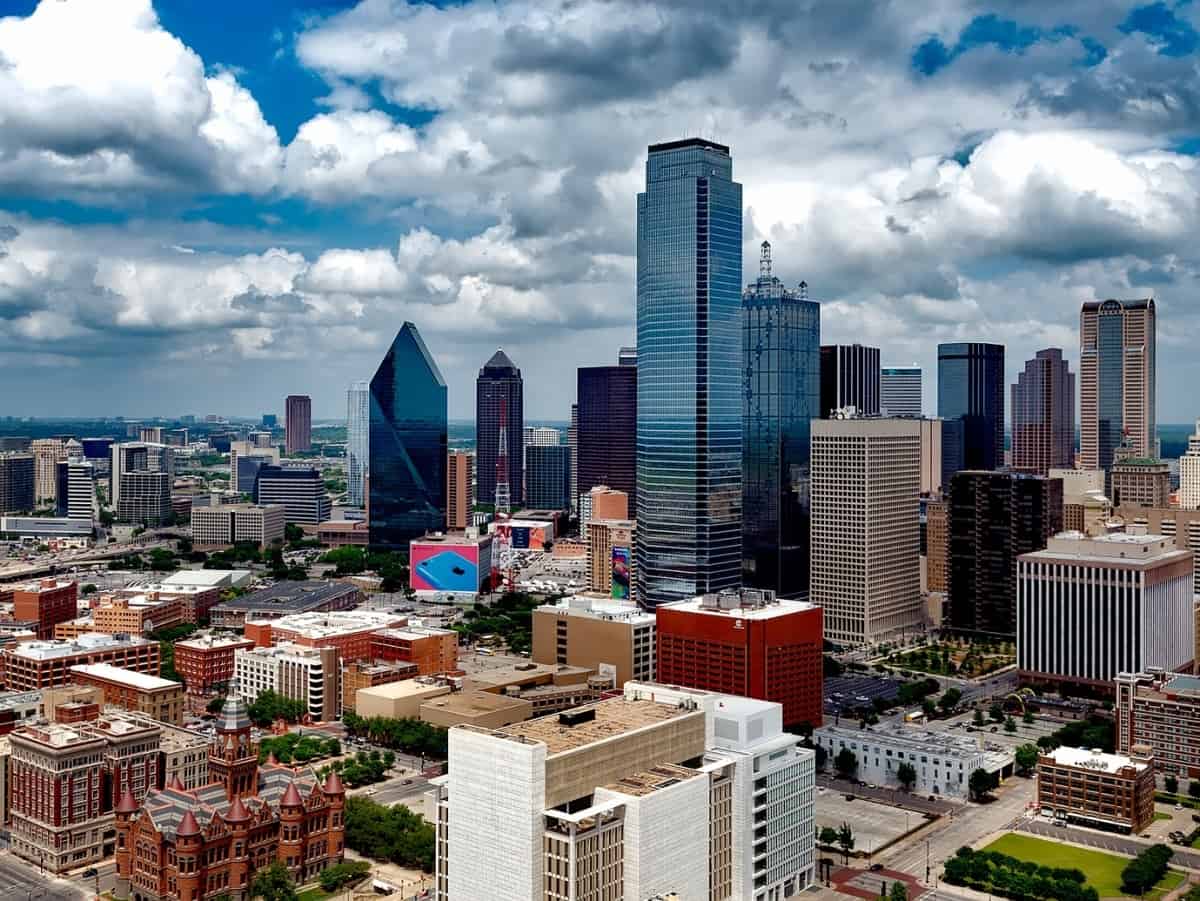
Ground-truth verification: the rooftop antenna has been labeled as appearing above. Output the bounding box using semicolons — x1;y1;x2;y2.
799;280;808;302
759;240;772;280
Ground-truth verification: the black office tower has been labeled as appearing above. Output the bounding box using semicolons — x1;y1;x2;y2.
577;365;637;515
938;342;1004;475
819;344;880;417
947;470;1061;639
476;350;524;508
368;323;447;550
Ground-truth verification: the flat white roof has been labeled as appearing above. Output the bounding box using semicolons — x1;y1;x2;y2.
661;595;818;621
70;663;180;691
176;633;254;650
1045;746;1148;773
13;633;154;660
254;609;403;638
159;569;252;588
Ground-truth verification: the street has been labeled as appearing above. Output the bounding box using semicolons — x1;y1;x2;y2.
1016;818;1200;870
0;852;88;901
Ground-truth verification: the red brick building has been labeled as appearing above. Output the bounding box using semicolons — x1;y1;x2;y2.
13;578;78;639
656;588;823;731
3;633;161;691
370;626;459;675
243;610;406;663
116;693;346;901
174;634;256;699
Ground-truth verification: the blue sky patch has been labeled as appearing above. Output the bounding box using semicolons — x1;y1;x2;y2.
1119;2;1200;56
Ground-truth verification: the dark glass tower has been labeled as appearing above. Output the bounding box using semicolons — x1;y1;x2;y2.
475;350;524;508
947;470;1062;638
937;342;1005;475
1011;348;1074;475
525;444;571;511
368;323;447;550
819;344;880;417
577;364;637;514
636;138;742;608
742;242;819;597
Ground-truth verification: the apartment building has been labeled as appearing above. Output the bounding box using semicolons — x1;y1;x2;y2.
532;594;656;687
70;663;184;725
429;682;815;901
234;643;339;721
1037;746;1155;834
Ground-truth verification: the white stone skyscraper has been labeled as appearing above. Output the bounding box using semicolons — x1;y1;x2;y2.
346;380;369;508
1180;420;1200;510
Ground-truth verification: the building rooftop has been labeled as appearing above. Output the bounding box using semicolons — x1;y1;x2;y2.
815;723;997;760
236;641;330;662
1045;746;1149;773
253;609;403;638
175;632;255;651
159;569;252;589
1027;530;1191;565
13;578;75;593
357;678;450;700
537;595;656;626
70;663;180;691
10;633;155;660
411;532;492;547
467;662;592;690
660;588;818;621
214;580;357;613
11;722;106;749
601;763;702;798
493;696;701;756
0;690;42;710
1164;675;1200;696
420;690;528;717
372;624;456;641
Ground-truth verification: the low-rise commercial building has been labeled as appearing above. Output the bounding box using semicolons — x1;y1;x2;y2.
209;580;360;628
811;724;1014;800
429;682;815;901
341;660;420;714
191;503;286;549
1018;529;1195;693
355;678;451;720
90;592;185;636
370;625;459;675
532;594;656;687
316;520;369;547
12;578;78;640
244;609;406;661
1116;670;1200;778
418;690;531;729
3;633;160;691
174;633;256;702
234;642;339;722
1037;746;1155;834
70;663;185;725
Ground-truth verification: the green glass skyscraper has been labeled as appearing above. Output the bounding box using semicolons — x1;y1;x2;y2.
636;138;743;608
368;322;447;550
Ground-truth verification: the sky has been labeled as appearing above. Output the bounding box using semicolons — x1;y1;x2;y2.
2;0;1200;422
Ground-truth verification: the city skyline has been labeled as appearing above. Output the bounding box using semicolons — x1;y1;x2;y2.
2;1;1199;422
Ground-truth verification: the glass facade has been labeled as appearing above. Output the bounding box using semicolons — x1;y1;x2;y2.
636;138;743;607
525;444;571;511
937;342;1004;475
346;380;369;507
368;323;447;550
742;243;820;597
475;350;524;507
577;365;637;514
1097;312;1125;471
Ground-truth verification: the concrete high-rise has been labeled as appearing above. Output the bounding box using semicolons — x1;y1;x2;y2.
1181;420;1200;510
947;471;1062;639
30;438;67;506
346;380;369;507
369;323;447;549
636;138;742;608
742;242;819;597
820;344;879;417
811;416;923;646
881;366;922;417
255;465;331;525
1011;348;1074;475
446;450;474;530
1080;298;1156;472
285;394;312;455
938;342;1004;475
476;350;523;508
55;459;94;521
577;363;637;515
1111;457;1171;508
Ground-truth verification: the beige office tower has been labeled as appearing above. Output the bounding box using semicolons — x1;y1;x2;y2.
30;438;66;505
811;416;922;646
581;485;629;542
588;519;636;600
1180;420;1200;510
447;451;474;530
1080;299;1156;471
918;418;942;495
1050;468;1109;534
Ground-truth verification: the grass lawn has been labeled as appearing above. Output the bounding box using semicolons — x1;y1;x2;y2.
983;833;1182;900
297;888;334;901
1154;811;1173;821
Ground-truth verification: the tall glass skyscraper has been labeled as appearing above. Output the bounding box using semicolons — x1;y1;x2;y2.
346;380;369;508
742;242;819;597
937;342;1005;476
368;323;447;550
1080;299;1156;472
636;138;743;608
476;350;524;508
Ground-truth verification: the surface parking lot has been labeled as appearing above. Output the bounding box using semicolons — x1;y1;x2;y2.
815;792;929;857
824;674;902;716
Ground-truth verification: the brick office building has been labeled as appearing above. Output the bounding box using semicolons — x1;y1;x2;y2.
13;578;78;639
656;588;824;730
174;634;256;700
116;692;345;901
1036;746;1156;834
70;663;185;725
3;634;160;690
370;626;459;675
243;610;406;662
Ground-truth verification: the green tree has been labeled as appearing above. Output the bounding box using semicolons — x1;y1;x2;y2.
937;687;962;714
344;796;435;871
1014;744;1039;776
1189;780;1200;800
897;762;917;791
284;523;303;543
968;768;997;802
889;883;908;901
819;826;839;847
207;696;226;715
250;862;296;901
834;748;859;780
972;709;985;727
837;822;856;864
1165;775;1179;795
1022;709;1035;724
318;861;371;892
1004;716;1017;733
247;689;305;726
82;583;98;596
988;703;1005;722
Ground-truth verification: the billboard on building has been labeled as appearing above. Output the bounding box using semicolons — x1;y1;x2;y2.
612;545;631;600
410;541;481;592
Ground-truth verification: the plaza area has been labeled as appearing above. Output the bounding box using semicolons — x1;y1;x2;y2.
815;792;930;857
